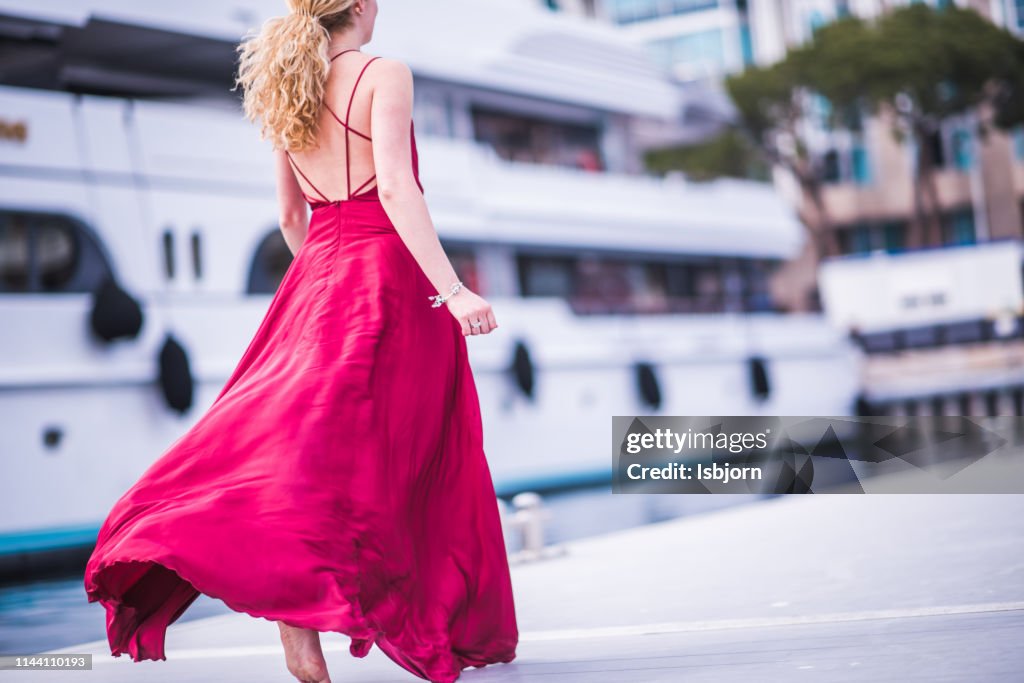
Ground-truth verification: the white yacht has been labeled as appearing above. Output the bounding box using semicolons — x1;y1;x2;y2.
818;239;1024;416
0;0;859;564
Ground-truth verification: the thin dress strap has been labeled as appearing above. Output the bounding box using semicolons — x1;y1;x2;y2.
329;48;360;62
285;151;330;204
341;55;381;200
284;51;381;204
323;50;374;142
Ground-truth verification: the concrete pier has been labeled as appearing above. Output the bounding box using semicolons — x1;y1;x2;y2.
11;458;1024;682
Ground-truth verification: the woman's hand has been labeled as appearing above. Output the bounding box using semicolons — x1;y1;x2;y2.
445;288;499;336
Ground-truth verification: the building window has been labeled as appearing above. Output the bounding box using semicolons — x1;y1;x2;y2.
837;219;909;255
925;129;945;167
881;221;907;252
608;0;719;25
648;37;675;72
851;141;871;184
654;28;727;79
669;0;718;13
608;0;661;24
951;127;972;171
739;23;754;66
807;9;826;38
838;223;871;254
813;94;833;131
942;207;976;246
1014;125;1024;161
821;149;841;183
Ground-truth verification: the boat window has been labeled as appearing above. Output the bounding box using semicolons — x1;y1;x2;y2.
517;253;576;299
471;106;604;171
247;229;292;294
740;259;777;312
162;229;175;280
37;217;79;291
516;251;780;314
0;213;30;291
574;256;633;314
440;242;480;294
659;261;724;313
0;209;112;294
191;230;203;280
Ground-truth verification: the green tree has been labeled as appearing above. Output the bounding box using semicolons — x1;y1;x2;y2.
720;4;1024;257
801;5;1024;247
723;47;841;259
643;127;771;182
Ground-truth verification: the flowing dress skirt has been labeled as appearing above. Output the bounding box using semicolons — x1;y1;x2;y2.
83;196;519;683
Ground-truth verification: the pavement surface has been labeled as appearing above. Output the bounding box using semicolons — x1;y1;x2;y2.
10;455;1024;682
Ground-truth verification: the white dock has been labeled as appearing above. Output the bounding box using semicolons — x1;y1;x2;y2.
12;458;1024;682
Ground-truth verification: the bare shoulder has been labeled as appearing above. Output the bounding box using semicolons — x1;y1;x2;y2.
369;57;413;91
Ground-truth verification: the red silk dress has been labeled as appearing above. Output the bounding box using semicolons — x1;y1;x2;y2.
83;50;518;683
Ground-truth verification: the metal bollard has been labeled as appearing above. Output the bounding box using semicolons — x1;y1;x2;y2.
496;491;566;563
510;491;545;554
507;491;565;563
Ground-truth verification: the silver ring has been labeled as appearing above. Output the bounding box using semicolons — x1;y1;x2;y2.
470;320;482;328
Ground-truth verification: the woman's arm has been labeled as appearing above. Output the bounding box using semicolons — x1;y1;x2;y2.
274;147;309;256
369;59;498;335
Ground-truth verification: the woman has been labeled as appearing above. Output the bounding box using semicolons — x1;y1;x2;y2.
82;1;520;681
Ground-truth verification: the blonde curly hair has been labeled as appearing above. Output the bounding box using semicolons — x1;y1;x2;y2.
233;0;358;152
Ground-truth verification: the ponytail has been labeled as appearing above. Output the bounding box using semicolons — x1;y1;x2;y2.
233;0;356;151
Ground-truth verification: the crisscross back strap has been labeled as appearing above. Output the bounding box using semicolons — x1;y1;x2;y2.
339;54;381;199
285;151;329;204
323;49;372;141
286;50;382;204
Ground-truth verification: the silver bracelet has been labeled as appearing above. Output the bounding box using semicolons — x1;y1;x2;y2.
428;280;463;308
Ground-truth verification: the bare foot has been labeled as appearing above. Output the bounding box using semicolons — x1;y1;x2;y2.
278;621;332;683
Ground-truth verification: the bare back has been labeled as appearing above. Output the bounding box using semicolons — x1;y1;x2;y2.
286;49;381;203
